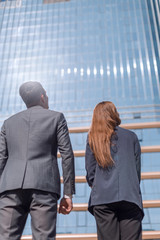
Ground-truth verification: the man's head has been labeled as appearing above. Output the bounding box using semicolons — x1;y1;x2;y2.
19;81;49;109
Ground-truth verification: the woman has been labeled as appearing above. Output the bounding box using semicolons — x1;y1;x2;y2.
85;101;144;240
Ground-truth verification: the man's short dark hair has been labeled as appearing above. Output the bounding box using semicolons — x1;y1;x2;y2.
19;81;46;108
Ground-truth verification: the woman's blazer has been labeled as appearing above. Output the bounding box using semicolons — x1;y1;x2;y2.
85;126;144;216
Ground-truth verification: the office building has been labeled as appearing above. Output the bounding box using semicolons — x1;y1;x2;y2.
0;0;159;236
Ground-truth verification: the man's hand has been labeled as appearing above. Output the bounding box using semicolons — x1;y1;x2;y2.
59;197;73;215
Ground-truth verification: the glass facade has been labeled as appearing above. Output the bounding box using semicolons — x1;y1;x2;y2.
0;0;159;236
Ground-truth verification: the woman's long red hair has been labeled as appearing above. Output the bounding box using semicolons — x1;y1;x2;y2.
89;101;121;168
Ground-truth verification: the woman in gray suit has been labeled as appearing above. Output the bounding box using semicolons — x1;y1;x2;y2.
85;101;144;240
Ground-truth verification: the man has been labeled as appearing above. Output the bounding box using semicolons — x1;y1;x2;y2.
0;81;75;240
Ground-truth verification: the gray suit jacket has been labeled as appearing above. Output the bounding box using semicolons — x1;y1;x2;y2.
85;126;144;217
0;106;75;199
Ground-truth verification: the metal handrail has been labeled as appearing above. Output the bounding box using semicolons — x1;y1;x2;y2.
60;172;160;183
57;146;160;158
21;231;160;240
56;200;160;212
69;122;160;133
141;172;160;179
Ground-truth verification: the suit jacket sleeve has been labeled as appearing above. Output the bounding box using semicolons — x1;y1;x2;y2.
57;113;75;196
134;134;141;183
0;122;8;178
85;136;97;187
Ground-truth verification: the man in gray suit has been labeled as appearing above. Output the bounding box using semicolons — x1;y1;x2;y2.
0;81;75;240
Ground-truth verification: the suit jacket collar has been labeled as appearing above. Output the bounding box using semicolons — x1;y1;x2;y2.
28;105;44;110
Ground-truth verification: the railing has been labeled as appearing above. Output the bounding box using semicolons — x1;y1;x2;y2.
57;200;160;211
21;231;160;239
22;122;160;240
69;121;160;133
61;172;160;183
58;145;160;158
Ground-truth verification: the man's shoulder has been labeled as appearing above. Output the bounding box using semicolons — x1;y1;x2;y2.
42;109;64;120
4;108;65;125
47;109;63;116
4;109;27;123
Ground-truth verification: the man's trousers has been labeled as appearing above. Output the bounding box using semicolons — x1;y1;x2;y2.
93;201;143;240
0;189;57;240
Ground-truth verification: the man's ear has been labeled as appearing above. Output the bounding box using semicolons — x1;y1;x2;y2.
40;94;45;103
